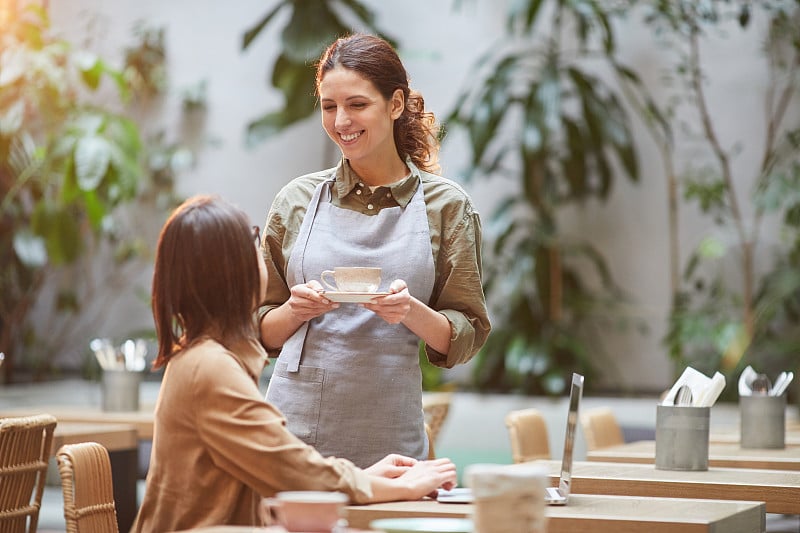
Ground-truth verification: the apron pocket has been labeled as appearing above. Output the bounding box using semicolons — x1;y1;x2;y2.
266;362;325;444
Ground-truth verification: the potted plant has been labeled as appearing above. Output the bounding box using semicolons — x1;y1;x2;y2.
444;0;641;394
0;4;200;382
617;1;800;395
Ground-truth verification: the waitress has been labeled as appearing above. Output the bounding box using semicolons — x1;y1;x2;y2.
257;33;490;468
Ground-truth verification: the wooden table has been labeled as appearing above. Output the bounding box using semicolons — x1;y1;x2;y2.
587;440;800;471
539;459;800;514
346;494;765;532
54;422;138;451
710;427;800;446
174;526;374;533
51;422;140;533
0;404;155;439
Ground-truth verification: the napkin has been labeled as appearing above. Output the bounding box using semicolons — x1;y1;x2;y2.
738;365;794;397
662;367;726;407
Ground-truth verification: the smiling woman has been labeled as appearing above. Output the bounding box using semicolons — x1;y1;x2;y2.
257;33;491;469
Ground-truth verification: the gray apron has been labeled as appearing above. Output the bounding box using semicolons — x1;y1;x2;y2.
266;173;436;468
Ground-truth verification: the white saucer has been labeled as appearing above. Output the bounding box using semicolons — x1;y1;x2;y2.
322;291;390;303
369;518;473;533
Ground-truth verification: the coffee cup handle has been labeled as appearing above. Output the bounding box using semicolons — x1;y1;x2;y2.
320;270;338;291
258;497;281;527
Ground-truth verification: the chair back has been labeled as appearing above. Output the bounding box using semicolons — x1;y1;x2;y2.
56;442;119;533
425;423;435;459
422;392;452;448
504;408;550;463
580;407;625;450
0;414;57;533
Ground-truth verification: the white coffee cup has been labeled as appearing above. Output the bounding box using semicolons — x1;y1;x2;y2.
259;491;348;532
321;267;381;293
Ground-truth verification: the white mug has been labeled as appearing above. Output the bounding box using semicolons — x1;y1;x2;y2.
259;491;348;532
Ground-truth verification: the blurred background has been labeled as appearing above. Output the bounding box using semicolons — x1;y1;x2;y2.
2;0;799;399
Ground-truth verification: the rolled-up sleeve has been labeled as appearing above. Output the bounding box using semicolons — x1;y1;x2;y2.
425;204;491;368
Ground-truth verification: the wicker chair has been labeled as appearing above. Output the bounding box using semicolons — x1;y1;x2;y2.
56;442;119;533
580;407;625;451
504;408;551;463
422;392;452;449
0;414;58;533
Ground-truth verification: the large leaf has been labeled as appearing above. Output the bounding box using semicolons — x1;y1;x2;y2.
241;2;286;51
240;0;397;143
12;230;47;267
246;109;308;148
31;201;82;265
507;0;544;34
74;51;103;90
74;136;111;191
281;1;351;63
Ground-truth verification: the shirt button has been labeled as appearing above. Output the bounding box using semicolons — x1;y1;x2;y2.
386;193;391;198
356;189;362;195
367;203;374;210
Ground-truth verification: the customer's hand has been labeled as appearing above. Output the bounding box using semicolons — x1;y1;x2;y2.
287;280;338;322
395;458;458;498
364;454;417;478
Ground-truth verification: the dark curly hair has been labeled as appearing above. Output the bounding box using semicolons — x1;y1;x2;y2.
315;33;441;174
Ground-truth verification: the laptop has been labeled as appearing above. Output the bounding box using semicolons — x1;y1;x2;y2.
543;372;583;504
437;372;584;506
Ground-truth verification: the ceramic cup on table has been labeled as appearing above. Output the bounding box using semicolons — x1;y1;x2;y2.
259;491;348;532
321;267;382;293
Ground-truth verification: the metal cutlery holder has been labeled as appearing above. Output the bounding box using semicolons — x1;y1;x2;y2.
655;405;709;471
101;369;143;412
740;394;785;449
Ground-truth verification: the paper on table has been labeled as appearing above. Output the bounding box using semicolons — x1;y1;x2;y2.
662;367;726;407
738;365;758;397
738;365;794;397
695;371;726;407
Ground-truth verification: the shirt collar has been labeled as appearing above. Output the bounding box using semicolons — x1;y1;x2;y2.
334;157;421;208
227;337;269;380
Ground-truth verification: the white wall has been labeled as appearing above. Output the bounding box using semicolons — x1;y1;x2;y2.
46;1;780;393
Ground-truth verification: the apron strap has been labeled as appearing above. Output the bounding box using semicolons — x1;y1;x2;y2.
283;179;332;373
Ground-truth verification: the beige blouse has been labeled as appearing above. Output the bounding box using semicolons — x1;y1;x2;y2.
132;338;372;532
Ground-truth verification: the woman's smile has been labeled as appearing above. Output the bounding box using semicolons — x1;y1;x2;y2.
319;65;400;170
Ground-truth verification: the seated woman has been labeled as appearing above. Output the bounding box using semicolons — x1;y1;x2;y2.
133;195;457;532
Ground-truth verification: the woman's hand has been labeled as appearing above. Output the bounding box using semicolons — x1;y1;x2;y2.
395;458;458;498
287;280;338;322
362;279;411;324
364;453;417;478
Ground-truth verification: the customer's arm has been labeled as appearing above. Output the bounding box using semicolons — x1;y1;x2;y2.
366;458;457;502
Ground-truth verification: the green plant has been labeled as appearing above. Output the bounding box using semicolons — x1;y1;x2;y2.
240;0;395;146
0;5;198;382
621;1;800;393
235;1;647;395
444;0;641;394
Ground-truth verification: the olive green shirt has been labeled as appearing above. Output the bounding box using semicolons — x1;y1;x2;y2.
259;158;490;368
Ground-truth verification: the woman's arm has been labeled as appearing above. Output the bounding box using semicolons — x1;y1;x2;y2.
363;280;451;354
259;281;338;350
366;458;457;502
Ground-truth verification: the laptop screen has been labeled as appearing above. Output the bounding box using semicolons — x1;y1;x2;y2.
558;373;584;497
